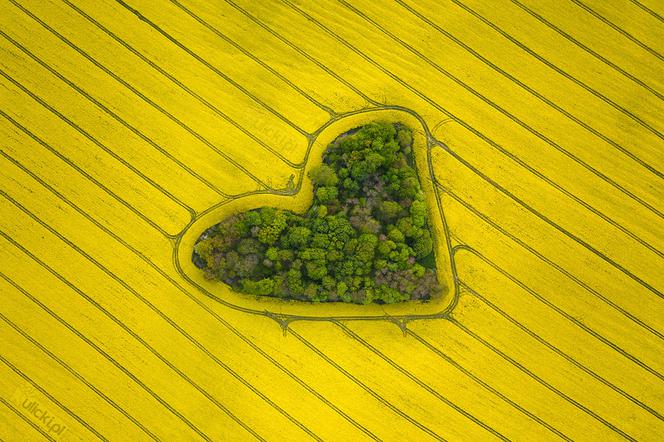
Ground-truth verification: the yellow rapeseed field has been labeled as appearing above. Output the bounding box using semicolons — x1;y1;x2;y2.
1;0;662;440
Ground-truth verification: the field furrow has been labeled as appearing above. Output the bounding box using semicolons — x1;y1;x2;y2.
68;0;314;169
432;146;664;318
1;0;662;439
340;320;563;441
0;346;102;442
439;189;664;387
0;75;194;237
0;2;271;194
0;397;58;441
242;0;664;220
408;319;627;441
0;162;381;441
0;240;203;440
333;0;664;186
290;321;500;441
404;0;664;125
450;292;664;441
583;0;664;53
455;249;664;412
482;0;664;93
177;0;373;114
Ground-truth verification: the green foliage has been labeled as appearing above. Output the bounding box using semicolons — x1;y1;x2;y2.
193;121;440;304
287;226;311;248
397;128;413;151
413;230;434;259
315;186;338;204
241;278;274;296
308;164;339;187
379;200;403;221
410;200;427;228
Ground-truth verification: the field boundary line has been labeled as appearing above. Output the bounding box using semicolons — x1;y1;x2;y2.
114;0;310;139
62;0;312;170
0;111;185;239
569;0;664;61
435;183;664;342
0;280;158;440
431;145;663;297
0;133;381;441
405;328;572;440
449;315;638;441
0;396;56;442
447;262;664;421
221;0;379;107
336;322;521;441
0;30;231;199
288;328;446;441
499;0;664;102
627;0;664;22
8;0;271;190
0;353;106;441
275;0;664;221
166;0;334;116
392;0;662;178
0;192;322;442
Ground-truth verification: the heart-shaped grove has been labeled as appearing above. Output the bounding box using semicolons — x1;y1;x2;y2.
192;121;442;305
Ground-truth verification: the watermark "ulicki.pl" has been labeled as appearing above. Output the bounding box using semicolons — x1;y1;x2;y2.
11;383;68;439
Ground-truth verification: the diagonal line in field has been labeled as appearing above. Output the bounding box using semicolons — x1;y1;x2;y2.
392;0;663;179
448;313;638;441
274;0;664;222
61;0;313;170
0;279;162;440
335;322;514;441
404;328;573;440
0;396;57;442
499;0;664;99
0;354;106;441
334;0;664;208
436;187;664;383
627;0;664;23
5;0;271;190
0;112;183;239
434;250;664;421
0;31;232;199
430;145;663;295
0;136;382;441
437;185;664;343
288;327;446;441
0;192;322;441
114;0;310;139
569;0;664;61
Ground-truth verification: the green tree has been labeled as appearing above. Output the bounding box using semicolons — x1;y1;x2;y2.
315;186;338;204
397;128;412;150
288;226;312;248
378;200;402;221
305;260;327;281
241;278;274;296
194;121;440;305
410;200;427;228
308;164;338;186
413;230;433;259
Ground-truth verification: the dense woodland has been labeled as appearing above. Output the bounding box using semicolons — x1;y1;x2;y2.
193;122;441;304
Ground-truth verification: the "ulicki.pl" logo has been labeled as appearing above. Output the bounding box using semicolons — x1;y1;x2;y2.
11;383;68;439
